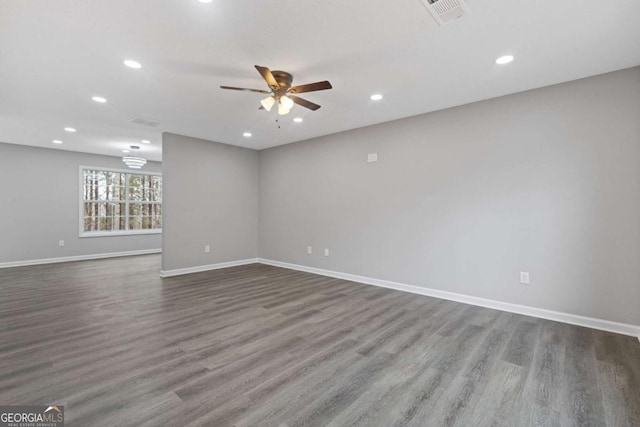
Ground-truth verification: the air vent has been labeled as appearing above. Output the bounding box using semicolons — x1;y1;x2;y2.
421;0;470;25
129;116;162;128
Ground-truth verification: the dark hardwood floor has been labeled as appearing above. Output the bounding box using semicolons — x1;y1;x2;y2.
0;255;638;426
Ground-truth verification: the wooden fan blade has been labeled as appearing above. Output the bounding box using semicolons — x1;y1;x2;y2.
289;81;332;94
255;65;279;89
289;95;321;111
220;86;271;94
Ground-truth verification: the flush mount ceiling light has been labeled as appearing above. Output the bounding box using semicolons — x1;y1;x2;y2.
123;60;142;69
293;117;303;123
141;139;150;144
64;127;76;133
243;132;252;137
122;145;146;169
495;55;514;65
198;0;213;3
92;96;107;103
52;140;63;144
370;94;383;101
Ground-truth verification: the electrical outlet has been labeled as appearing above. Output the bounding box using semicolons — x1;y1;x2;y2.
324;248;330;257
58;240;64;247
204;245;210;253
307;246;312;254
520;271;530;285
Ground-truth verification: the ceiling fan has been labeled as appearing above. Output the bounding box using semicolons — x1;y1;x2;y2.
220;65;332;115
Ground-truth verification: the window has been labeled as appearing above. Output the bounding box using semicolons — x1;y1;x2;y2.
80;167;162;236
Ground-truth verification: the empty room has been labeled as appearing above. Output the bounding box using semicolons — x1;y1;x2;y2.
1;0;639;426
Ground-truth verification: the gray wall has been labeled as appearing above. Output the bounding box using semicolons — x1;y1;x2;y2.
0;142;162;264
259;67;640;325
162;132;259;271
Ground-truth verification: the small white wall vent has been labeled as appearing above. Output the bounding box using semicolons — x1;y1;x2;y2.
129;116;162;128
420;0;470;25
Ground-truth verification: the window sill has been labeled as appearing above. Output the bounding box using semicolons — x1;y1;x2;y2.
80;230;162;238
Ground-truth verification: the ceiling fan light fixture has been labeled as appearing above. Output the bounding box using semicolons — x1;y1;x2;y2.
280;95;294;110
261;96;276;111
221;65;331;114
278;105;291;115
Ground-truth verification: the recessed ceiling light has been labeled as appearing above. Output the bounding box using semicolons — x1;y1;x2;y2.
64;127;76;133
495;55;514;65
92;96;107;103
293;117;303;123
243;132;252;137
198;0;213;3
370;94;383;101
123;60;142;69
122;149;130;153
52;140;63;144
141;140;150;144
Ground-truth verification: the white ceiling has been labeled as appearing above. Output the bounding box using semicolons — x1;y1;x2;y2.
1;0;639;162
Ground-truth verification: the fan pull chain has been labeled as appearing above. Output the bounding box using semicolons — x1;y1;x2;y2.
276;118;280;129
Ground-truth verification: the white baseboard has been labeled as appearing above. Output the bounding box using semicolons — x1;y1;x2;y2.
0;249;162;269
257;258;640;339
159;258;259;278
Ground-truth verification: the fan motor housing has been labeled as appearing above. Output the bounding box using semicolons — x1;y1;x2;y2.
272;71;293;89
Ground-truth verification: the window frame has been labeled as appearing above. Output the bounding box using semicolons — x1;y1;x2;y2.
79;166;163;238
